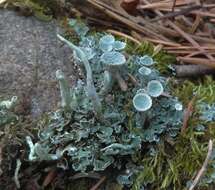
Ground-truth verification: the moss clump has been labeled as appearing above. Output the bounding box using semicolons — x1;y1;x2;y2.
173;76;215;105
2;0;61;21
132;75;215;190
125;40;176;75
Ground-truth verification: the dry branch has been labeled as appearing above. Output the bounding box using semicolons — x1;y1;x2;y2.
173;64;215;77
189;139;213;190
72;0;215;69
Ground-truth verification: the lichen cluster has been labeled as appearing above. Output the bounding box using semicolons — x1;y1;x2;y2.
25;20;185;188
0;18;214;190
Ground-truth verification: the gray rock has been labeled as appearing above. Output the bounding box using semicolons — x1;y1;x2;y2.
0;10;78;118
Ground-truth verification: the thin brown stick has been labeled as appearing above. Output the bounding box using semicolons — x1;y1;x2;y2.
152;5;202;22
142;38;180;46
137;1;215;10
42;169;57;187
87;0;172;41
192;35;215;44
128;73;139;86
132;31;181;46
107;29;141;45
190;14;201;34
189;139;213;190
167;50;215;55
173;64;215;77
171;0;177;12
141;0;214;61
138;0;192;10
90;176;106;190
181;97;195;134
165;46;215;50
177;57;215;68
168;18;214;61
191;11;215;18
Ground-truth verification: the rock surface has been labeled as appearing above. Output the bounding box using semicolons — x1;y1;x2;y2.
0;10;77;118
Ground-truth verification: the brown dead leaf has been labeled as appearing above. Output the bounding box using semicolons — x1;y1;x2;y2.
121;0;140;15
181;97;195;134
42;169;57;187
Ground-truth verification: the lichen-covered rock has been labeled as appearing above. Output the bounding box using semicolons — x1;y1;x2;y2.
0;10;77;117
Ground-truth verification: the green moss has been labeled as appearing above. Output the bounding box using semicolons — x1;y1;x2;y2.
4;0;55;21
132;75;215;190
173;76;215;105
125;40;176;74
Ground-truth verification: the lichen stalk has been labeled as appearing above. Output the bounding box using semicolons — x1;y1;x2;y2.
57;34;102;116
56;70;72;113
99;70;114;96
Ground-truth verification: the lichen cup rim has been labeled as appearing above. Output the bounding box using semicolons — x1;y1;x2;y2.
147;80;164;97
133;93;152;112
100;51;126;67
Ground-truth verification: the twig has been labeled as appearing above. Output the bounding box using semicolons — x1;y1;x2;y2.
165;46;215;50
107;29;141;45
131;31;181;46
173;64;215;77
177;57;215;68
190;14;201;34
137;0;190;10
181;97;195;134
90;176;106;190
141;0;214;61
191;11;215;18
192;35;215;44
171;0;177;13
42;169;57;187
189;139;213;190
152;5;202;22
87;0;171;41
128;73;139;86
71;172;101;180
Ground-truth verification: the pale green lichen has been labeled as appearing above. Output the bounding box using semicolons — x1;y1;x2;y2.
26;19;185;188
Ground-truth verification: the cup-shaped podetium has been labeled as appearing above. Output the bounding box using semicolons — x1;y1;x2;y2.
147;80;164;97
113;41;126;51
100;51;126;68
56;70;72;112
139;55;154;66
99;70;113;95
99;34;115;52
133;93;152;112
138;66;152;76
175;103;183;111
100;51;127;91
